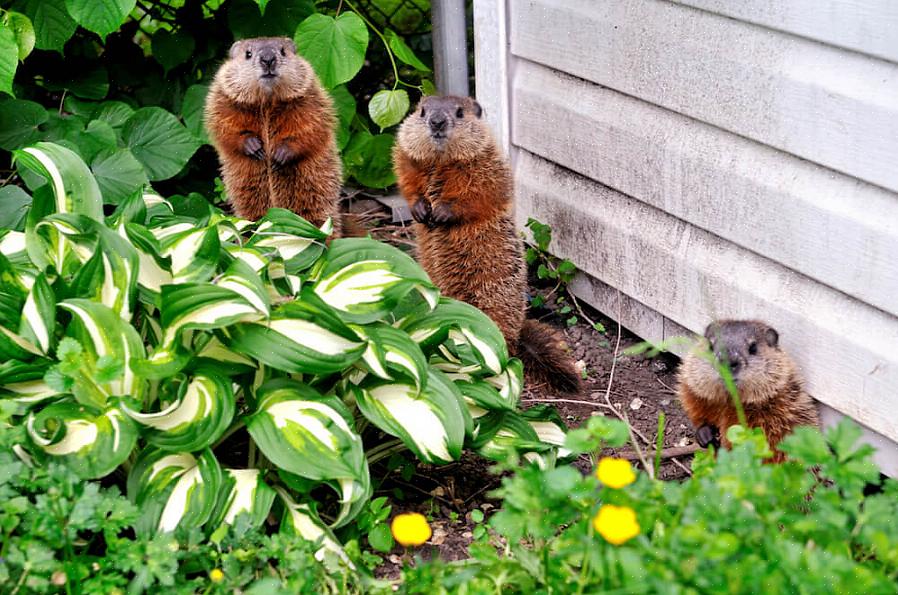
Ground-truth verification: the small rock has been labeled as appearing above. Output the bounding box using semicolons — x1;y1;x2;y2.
679;424;687;430
676;436;690;447
574;359;586;374
462;531;473;539
630;398;644;410
52;571;67;586
431;526;447;545
389;554;402;564
430;486;445;497
661;399;670;406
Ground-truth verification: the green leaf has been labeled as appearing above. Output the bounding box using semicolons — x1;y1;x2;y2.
181;84;208;143
14;141;104;221
17;272;55;355
0;185;32;231
12;0;77;53
247;208;329;274
64;0;135;39
351;322;429;391
276;487;349;562
312;237;438;324
328;85;355;150
368;523;394;553
151;29;195;73
246;380;370;527
124;370;235;452
27;402;138;479
368;89;410;130
351;368;467;465
0;99;47;150
227;0;315;39
254;0;270;13
209;468;277;530
157;224;219;284
385;29;430;72
421;78;436;95
6;12;35;61
44;63;109;99
91;148;148;205
122;107;200;181
93;100;134;129
127;447;223;537
343;131;396;188
76;120;117;163
295;12;368;89
0;20;18;97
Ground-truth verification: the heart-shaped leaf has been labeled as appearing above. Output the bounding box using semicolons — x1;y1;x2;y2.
295;12;368;89
368;89;409;130
152;29;195;73
64;0;135;39
122;107;199;181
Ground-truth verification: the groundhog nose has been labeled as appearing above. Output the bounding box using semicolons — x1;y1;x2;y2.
259;50;277;69
429;116;447;132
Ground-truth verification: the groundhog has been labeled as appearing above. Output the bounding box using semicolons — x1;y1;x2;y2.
677;319;819;463
205;37;342;233
393;95;582;394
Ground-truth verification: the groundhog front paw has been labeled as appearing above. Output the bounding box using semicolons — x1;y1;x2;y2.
429;202;458;226
242;136;265;160
410;199;433;224
696;424;721;449
270;144;298;171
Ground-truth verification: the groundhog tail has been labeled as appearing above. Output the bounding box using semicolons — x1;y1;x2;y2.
517;319;583;395
339;212;368;238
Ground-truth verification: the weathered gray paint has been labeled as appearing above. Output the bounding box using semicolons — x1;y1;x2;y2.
431;0;470;96
474;0;898;474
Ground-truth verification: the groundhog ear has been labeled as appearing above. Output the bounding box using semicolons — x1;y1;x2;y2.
229;40;242;59
472;100;483;118
703;322;719;341
765;328;779;348
284;38;297;53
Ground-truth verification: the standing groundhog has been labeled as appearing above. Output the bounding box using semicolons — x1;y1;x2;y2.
393;95;582;394
205;37;342;233
677;320;819;463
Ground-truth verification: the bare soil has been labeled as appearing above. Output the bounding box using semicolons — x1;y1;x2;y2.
343;195;698;577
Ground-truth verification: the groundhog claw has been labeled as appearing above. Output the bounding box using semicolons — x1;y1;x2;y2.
696;424;721;449
430;202;457;225
243;136;265;160
411;199;432;224
271;144;297;170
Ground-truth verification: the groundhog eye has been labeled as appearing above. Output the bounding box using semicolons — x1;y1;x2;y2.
245;50;252;60
280;47;286;56
455;107;464;118
748;342;758;355
420;108;426;117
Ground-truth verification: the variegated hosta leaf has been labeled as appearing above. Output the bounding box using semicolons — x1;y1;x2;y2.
127;447;223;537
350;322;429;391
13;142;104;222
312;238;439;324
470;410;560;466
15;273;55;357
225;246;269;275
225;289;365;375
120;223;173;295
142;190;175;222
60;299;147;399
246;379;370;527
31;212;100;275
350;368;468;465
26;401;138;479
69;228;139;321
247;208;329;274
156;224;219;284
399;298;509;375
457;380;514;418
484;357;523;407
521;405;572;459
195;335;256;370
276;487;351;565
123;370;235;452
0;359;59;406
209;468;276;530
106;189;148;228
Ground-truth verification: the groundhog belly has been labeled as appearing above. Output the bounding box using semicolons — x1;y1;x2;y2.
417;217;526;342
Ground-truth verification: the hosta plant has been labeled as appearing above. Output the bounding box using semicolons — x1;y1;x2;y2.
0;141;568;558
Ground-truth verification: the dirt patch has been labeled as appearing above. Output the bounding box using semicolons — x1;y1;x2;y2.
344;196;698;577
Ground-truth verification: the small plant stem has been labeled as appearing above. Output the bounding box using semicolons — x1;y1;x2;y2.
576;523;592;594
344;0;402;91
654;412;665;480
365;439;406;465
568;289;601;331
248;438;256;468
213;419;246;449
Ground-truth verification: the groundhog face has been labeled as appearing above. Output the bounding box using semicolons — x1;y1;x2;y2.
397;95;493;161
217;37;312;103
701;319;785;403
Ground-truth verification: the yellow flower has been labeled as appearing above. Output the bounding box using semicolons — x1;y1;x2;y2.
593;504;640;545
391;512;432;547
595;457;636;488
209;569;224;583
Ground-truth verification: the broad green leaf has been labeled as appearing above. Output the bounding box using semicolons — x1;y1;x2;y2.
209;468;276;530
13;141;103;221
276;487;350;563
342;131;396;188
0;99;47;150
12;0;76;53
0;21;18;97
226;291;365;375
400;297;509;375
227;0;315;39
520;405;571;459
385;29;430;72
124;370;235;452
312;237;438;324
76;120;117;163
152;29;195;73
93;100;134;129
127;447;223;537
368;89;409;130
456;379;515;415
351;368;467;465
254;0;270;13
64;0;135;39
471;410;547;463
350;322;429;391
246;380;370;527
91;148;148;205
44;64;109;99
122;107;200;181
119;222;172;293
157;224;219;284
6;12;35;61
27;402;138;479
17;272;55;355
0;359;59;405
181;84;208;143
247;208;329;274
329;84;355;150
295;12;368;89
0;185;32;231
158;281;266;348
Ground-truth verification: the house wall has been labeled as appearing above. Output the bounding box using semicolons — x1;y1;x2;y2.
473;0;898;475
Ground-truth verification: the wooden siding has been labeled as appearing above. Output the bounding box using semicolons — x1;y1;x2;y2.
473;0;898;475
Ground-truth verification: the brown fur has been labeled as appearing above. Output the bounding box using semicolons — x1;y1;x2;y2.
677;320;820;463
394;96;582;394
205;37;341;233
